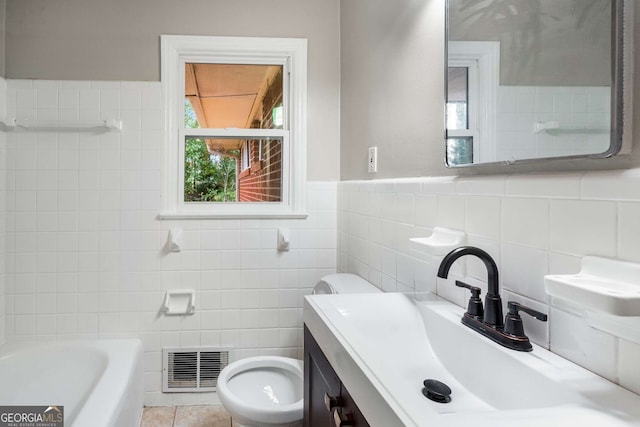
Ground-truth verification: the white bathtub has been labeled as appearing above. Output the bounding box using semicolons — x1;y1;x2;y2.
0;339;144;427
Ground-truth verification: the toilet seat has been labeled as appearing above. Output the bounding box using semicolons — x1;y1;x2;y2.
217;356;303;426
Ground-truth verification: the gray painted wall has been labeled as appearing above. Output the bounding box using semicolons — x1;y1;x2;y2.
4;0;341;181
0;1;5;77
340;0;449;180
449;0;611;86
6;0;335;81
340;0;640;180
6;0;640;181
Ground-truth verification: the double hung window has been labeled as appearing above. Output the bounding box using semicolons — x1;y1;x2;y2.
161;35;307;218
446;41;499;166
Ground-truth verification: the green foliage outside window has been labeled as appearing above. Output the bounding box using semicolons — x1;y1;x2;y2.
184;100;238;202
446;137;473;166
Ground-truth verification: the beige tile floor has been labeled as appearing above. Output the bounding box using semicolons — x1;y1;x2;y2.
141;405;235;427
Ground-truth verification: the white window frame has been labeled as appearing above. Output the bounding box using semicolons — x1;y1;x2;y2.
447;41;499;164
241;140;252;171
159;35;308;219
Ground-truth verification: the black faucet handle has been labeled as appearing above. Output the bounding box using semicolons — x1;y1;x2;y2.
508;301;547;321
504;301;548;337
455;280;484;319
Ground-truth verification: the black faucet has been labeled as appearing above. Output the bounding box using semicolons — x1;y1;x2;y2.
437;246;546;352
437;246;503;328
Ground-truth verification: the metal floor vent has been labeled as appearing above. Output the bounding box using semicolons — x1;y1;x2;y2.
162;347;232;392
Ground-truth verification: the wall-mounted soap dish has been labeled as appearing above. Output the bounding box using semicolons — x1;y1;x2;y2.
409;227;466;256
544;256;640;317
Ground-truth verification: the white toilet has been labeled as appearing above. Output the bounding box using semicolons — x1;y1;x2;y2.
216;273;381;427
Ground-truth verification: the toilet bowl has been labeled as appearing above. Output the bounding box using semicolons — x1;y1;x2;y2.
216;274;381;426
217;356;303;427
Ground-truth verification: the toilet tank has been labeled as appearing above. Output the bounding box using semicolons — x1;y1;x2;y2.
313;273;382;295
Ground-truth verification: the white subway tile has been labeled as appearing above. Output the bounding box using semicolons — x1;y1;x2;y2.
435;276;466;308
140;109;163;130
120;109;141;131
502;197;549;249
98;313;119;333
618;202;640;262
87;81;119;90
37;232;58;252
571;93;589;113
421;177;457;194
78;313;98;336
506;173;581;198
414;194;437;228
79;89;100;110
37;88;59;110
15;191;36;211
78;108;100;122
17;89;37;110
56;293;78;313
501;243;548;303
550;199;616;257
35;314;56;335
16;108;37;121
58;89;79;109
14;232;36;253
549;307;617;382
618;339;640;395
535;88;555;113
100;89;120;112
456;176;505;195
14;150;37;171
435;194;465;230
14;294;35;314
36;294;57;314
140;84;163;109
395;193;415;224
60;81;91;90
120;86;141;110
396;253;414;288
57;314;79;334
465;196;501;239
582;169;640;201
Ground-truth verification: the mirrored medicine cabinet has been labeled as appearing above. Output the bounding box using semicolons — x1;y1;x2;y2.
445;0;634;168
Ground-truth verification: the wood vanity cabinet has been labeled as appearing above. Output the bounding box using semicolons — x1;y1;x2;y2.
304;326;370;427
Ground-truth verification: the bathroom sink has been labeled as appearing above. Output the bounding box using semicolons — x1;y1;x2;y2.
304;293;640;427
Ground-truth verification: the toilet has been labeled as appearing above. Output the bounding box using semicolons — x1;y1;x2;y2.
216;273;381;427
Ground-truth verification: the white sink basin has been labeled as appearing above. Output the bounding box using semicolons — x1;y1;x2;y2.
304;293;640;427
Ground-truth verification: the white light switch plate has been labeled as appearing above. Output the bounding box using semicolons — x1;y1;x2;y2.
368;147;377;173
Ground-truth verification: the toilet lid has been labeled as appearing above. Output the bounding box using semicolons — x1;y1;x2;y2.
226;366;302;408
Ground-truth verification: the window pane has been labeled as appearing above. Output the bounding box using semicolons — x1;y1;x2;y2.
185;63;283;129
446;137;473;166
447;67;468;130
184;136;282;203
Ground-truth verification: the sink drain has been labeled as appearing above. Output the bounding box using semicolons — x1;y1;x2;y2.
422;379;452;403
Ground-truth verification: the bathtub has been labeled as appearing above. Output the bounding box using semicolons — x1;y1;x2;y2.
0;339;144;427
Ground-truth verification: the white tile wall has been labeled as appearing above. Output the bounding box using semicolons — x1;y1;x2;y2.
338;171;640;395
3;79;337;405
495;86;610;161
2;77;640;402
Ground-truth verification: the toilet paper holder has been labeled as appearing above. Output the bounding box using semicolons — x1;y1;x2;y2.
162;290;196;315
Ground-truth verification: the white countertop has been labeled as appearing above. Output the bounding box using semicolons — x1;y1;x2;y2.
304;292;640;427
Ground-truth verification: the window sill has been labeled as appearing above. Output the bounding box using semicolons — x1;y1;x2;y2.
157;211;309;220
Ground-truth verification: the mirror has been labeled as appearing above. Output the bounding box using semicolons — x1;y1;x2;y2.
445;0;632;167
